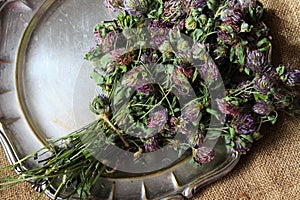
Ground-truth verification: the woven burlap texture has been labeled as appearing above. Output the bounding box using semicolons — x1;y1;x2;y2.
0;0;299;199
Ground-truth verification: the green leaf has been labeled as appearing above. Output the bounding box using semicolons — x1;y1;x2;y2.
239;139;247;149
227;141;235;148
257;38;271;51
229;46;235;62
248;7;255;20
90;71;104;85
231;101;239;106
244;67;251;75
267;115;278;125
276;65;285;76
192;29;204;42
192;68;198;82
240;134;253;143
253;93;268;101
206;108;219;116
84;47;102;61
229;127;236;138
119;65;127;73
236;45;245;66
173;108;181;113
207;0;217;11
206;129;221;139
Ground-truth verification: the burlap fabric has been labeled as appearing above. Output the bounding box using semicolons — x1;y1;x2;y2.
0;0;299;199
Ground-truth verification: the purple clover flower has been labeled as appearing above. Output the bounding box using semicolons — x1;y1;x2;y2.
253;100;272;115
232;113;256;135
245;50;268;74
104;0;124;12
167;116;180;136
144;136;159;152
216;98;240;115
199;60;220;81
217;29;236;45
136;84;151;95
147;109;168;131
182;0;206;11
181;104;201;122
192;0;207;9
193;146;215;164
91;93;110;114
140;49;159;65
171;69;192;96
285;69;300;85
233;136;252;154
163;0;184;22
101;31;117;53
254;74;274;94
220;7;242;25
149;20;172;47
121;67;152;94
237;0;257;10
124;0;149;16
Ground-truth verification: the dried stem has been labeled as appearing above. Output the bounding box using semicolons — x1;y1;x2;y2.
98;114;129;148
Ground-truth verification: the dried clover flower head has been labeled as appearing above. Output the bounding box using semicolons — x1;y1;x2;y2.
147;109;168;131
182;0;206;11
237;0;257;9
199;60;220;81
121;66;152;94
193;146;215;164
233;136;252;154
163;0;184;22
101;31;117;53
104;0;124;11
144;136;159;152
192;0;207;9
181;104;201;123
254;74;274;94
124;0;149;16
211;44;228;65
177;66;194;78
140;49;159;65
253;100;272;115
285;69;300;86
217;29;237;45
216;98;240;115
149;22;172;47
91;93;110;115
232;113;256;135
220;7;242;25
245;50;268;74
110;48;135;66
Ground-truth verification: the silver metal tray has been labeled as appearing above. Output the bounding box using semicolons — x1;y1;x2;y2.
0;0;240;199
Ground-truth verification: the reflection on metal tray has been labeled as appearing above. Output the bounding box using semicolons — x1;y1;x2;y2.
0;0;240;199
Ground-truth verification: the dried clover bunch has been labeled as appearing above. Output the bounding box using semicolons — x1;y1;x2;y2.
1;0;299;199
93;0;299;156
